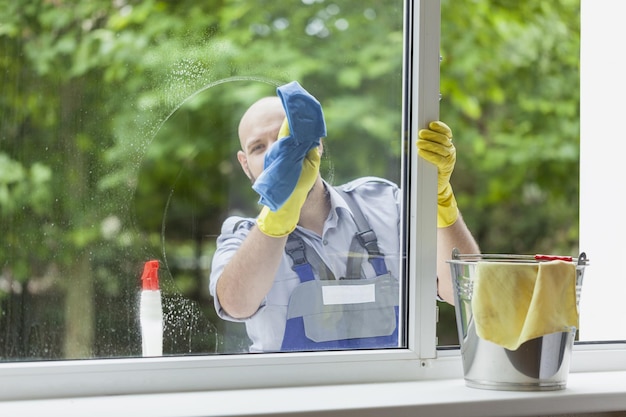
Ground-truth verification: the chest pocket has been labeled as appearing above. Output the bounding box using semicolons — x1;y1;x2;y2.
284;272;398;345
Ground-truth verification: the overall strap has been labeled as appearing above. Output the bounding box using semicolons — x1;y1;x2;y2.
285;186;388;282
285;234;335;282
334;187;388;276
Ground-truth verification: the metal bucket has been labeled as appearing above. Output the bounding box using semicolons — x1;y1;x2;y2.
447;250;589;391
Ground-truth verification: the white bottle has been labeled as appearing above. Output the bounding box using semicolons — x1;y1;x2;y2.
140;260;163;357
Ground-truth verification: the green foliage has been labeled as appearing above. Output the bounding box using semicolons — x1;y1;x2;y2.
441;0;580;256
0;154;51;216
1;0;581;355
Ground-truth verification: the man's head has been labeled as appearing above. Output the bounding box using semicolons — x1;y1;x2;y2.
236;96;285;183
236;96;324;184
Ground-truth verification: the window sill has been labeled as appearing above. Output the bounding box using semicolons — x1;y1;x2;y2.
2;369;626;417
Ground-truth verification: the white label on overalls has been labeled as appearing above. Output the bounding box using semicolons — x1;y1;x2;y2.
322;284;376;305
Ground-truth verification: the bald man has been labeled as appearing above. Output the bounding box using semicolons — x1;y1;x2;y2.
209;94;479;352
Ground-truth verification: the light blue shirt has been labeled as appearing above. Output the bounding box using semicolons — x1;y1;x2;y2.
209;177;402;352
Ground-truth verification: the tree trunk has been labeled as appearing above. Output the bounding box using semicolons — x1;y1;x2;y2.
63;252;94;358
59;80;95;359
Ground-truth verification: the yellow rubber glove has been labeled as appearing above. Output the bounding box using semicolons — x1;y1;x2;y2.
257;118;321;237
417;121;458;228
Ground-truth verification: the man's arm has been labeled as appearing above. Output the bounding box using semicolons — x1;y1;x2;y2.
218;136;322;319
417;121;480;304
436;212;480;305
216;228;287;319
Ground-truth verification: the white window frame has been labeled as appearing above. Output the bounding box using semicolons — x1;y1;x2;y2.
2;1;626;412
578;0;626;342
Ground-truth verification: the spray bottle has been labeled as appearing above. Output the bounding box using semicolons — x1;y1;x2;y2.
140;259;163;357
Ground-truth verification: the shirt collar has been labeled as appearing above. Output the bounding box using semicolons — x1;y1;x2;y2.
294;181;353;238
324;181;354;227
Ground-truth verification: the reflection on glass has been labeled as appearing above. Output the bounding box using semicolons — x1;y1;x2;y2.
0;0;404;360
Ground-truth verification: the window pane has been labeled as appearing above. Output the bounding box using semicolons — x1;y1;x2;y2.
436;1;582;346
1;0;405;359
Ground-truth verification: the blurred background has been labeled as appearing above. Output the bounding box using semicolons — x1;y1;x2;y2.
0;0;580;359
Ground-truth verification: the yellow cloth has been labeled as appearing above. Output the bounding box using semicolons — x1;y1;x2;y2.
471;260;578;351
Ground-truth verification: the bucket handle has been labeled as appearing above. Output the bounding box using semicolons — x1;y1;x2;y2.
451;249;588;265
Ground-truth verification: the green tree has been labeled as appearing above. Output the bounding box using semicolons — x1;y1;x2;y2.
441;0;580;256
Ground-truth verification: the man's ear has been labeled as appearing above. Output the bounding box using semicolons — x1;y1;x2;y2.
237;150;252;181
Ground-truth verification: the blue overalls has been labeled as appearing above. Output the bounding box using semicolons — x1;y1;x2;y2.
280;188;400;351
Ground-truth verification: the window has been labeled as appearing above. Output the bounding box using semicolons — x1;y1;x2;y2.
1;0;441;400
434;1;586;347
1;0;625;406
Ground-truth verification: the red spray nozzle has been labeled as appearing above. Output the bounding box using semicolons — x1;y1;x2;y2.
141;260;160;291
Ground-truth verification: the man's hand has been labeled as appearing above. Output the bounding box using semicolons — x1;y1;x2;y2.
417;121;458;228
257;118;321;237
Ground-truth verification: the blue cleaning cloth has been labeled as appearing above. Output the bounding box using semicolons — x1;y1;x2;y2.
252;81;327;211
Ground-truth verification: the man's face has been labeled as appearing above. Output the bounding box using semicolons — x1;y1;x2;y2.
236;97;286;183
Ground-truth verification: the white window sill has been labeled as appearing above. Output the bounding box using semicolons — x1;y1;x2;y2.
1;369;625;417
